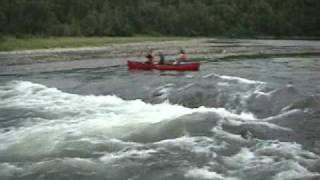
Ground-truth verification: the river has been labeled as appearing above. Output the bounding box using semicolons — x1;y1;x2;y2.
0;54;319;179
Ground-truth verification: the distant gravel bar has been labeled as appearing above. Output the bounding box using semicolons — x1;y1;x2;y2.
1;38;320;75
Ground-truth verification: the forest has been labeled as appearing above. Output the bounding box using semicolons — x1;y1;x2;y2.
0;0;319;37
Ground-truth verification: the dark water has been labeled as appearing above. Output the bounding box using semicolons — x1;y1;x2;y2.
0;56;319;180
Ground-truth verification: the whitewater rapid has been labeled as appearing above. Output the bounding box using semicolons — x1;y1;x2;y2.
0;80;319;180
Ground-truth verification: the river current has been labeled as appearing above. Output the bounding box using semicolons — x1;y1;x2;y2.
0;56;319;180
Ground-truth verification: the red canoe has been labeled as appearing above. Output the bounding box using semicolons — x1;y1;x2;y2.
127;61;200;71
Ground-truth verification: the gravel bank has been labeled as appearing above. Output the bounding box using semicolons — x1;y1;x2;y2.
1;38;320;75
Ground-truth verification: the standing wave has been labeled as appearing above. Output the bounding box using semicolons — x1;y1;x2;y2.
0;81;319;180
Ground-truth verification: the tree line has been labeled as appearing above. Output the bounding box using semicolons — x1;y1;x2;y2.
0;0;319;37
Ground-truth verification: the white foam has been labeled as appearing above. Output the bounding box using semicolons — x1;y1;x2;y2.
153;83;174;99
223;147;273;170
185;74;194;78
100;149;157;163
155;136;226;159
273;167;320;180
1;81;318;179
219;75;265;85
202;73;265;85
0;81;256;158
211;126;248;143
221;141;320;178
254;141;319;162
177;83;195;92
30;157;98;173
185;168;226;179
0;81;256;124
202;73;217;79
243;121;292;131
0;163;24;178
263;109;302;121
217;82;230;87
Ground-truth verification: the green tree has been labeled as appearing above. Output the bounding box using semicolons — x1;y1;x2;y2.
1;0;320;37
81;11;98;36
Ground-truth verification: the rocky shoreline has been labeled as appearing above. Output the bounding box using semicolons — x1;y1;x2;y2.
1;38;320;75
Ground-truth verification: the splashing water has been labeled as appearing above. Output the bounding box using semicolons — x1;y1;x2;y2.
0;56;319;180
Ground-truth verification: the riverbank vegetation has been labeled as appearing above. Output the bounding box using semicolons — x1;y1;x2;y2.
0;0;319;38
0;36;188;51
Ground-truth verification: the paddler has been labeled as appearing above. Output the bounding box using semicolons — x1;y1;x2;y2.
176;49;187;64
158;50;165;64
145;49;154;64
